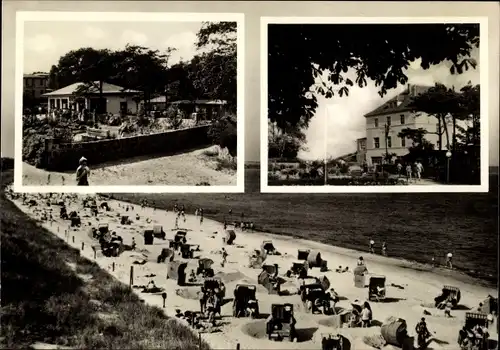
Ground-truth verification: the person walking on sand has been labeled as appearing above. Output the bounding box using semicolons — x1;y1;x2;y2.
369;240;375;254
76;157;90;186
221;248;228;267
446;252;453;269
199;208;204;225
382;242;387;256
406;163;412;184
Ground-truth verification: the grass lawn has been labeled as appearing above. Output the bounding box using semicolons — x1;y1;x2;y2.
0;169;210;350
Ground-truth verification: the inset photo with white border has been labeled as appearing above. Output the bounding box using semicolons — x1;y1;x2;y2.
261;17;489;193
15;11;245;193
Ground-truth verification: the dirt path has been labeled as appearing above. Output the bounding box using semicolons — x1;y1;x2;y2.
22;146;236;186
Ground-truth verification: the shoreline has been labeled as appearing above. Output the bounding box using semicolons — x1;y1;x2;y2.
106;194;497;290
7;191;498;349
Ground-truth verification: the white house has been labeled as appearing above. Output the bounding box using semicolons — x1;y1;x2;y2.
363;84;449;166
42;82;141;116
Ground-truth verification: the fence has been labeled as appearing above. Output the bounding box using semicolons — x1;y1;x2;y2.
43;125;211;171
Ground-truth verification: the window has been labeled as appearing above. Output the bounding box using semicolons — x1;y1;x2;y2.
374;137;380;149
401;137;406;147
386;116;391;126
387;136;392;148
26;78;32;87
374;118;379;128
120;101;128;112
400;114;405;124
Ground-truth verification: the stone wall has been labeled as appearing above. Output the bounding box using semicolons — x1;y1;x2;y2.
43;125;211;171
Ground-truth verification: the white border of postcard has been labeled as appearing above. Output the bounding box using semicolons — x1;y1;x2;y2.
260;16;489;193
14;11;245;194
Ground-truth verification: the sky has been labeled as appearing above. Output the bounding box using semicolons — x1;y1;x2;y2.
23;21;203;73
298;47;481;161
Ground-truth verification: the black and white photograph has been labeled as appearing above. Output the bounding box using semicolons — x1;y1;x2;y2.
1;2;499;350
263;19;487;191
17;11;244;192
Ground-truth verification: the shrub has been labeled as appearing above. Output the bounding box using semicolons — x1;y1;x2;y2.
165;106;184;130
216;158;237;172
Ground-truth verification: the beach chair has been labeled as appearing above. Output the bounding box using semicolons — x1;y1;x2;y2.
368;275;387;302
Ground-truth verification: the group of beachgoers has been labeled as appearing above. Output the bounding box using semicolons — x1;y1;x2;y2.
368;239;454;269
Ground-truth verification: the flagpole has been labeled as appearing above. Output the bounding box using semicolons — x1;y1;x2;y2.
324;106;328;186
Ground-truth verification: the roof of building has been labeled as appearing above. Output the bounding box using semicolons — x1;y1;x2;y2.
24;73;49;78
42;82;140;97
149;96;227;105
364;85;431;118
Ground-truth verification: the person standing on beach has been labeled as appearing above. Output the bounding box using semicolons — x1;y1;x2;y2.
199;208;204;225
369;240;375;254
446;253;453;269
76;157;90;186
361;302;372;328
382;242;387;256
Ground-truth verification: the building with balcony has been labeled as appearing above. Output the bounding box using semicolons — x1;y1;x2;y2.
363;84;445;166
23;72;50;100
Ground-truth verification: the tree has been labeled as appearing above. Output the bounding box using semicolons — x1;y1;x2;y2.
268;121;306;159
410;83;480;151
208;115;237;157
193;21;237;110
268;23;480;130
114;45;173;117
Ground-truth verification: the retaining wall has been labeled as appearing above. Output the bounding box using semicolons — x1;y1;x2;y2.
44;125;211;171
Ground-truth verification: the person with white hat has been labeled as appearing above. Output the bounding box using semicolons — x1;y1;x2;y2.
76;157;90;186
446;252;453;269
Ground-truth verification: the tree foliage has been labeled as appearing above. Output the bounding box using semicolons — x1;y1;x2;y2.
192;21;237;110
268;23;480;130
409;83;480;150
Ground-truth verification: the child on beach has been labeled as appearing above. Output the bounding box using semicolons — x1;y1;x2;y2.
361;302;372;328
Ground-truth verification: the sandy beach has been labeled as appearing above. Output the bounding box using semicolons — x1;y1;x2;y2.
21;146;236;186
6;189;498;350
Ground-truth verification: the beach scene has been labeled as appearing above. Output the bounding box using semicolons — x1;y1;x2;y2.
2;166;498;350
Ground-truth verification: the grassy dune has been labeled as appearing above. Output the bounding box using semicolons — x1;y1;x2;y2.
0;169;209;350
